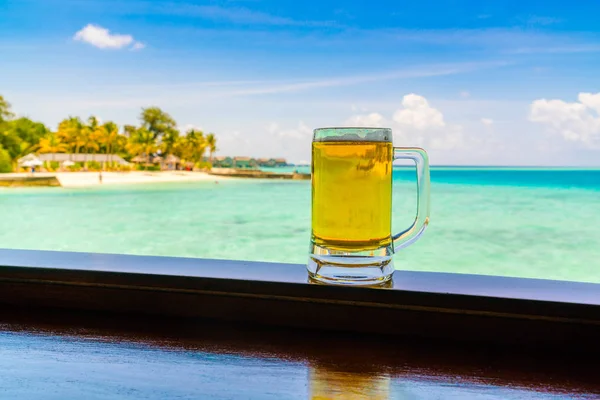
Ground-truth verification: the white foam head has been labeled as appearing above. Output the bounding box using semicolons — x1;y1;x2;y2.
313;127;392;142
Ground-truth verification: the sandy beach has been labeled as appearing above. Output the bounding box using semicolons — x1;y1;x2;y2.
1;171;232;188
58;171;234;187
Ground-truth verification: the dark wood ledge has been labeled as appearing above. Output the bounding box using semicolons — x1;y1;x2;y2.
0;249;599;352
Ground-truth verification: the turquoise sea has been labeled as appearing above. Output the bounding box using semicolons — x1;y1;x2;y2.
1;168;599;283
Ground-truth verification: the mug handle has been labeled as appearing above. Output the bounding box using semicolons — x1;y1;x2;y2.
392;148;431;251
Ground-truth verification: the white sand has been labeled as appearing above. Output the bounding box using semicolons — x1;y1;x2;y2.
55;171;230;187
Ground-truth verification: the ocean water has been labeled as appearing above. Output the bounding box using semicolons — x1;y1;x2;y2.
1;168;599;283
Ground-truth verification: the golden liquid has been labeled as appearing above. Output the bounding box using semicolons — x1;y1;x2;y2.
312;141;393;251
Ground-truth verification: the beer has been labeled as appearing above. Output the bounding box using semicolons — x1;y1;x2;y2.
311;141;393;251
307;127;430;285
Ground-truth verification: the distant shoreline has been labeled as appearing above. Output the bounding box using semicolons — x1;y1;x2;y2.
0;171;233;188
1;167;599;189
209;168;310;180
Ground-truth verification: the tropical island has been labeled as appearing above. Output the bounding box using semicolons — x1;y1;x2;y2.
0;94;308;186
0;94;217;173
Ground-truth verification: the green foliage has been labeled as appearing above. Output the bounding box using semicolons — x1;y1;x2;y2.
7;117;50;152
0;94;219;171
87;161;102;171
115;163;133;172
161;127;180;156
0;127;21;160
123;124;137;137
57;116;85;154
127;127;157;164
206;133;217;160
195;161;212;171
113;136;129;159
0;95;14;123
102;121;119;152
0;145;12;173
136;164;161;171
10;117;49;145
0;117;50;160
37;132;67;155
140;107;177;141
176;128;207;164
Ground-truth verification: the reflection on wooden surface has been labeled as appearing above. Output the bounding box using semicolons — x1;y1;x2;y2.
308;276;394;288
310;367;390;399
0;308;599;399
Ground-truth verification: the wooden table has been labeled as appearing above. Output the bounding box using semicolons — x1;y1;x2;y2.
1;309;599;399
2;250;600;398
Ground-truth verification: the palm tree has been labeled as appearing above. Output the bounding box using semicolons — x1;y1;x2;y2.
185;129;206;165
206;133;217;164
173;135;188;166
114;135;128;160
123;124;137;138
161;127;180;164
100;121;120;169
57;117;85;160
36;133;68;170
0;95;14;123
140;107;176;141
127;127;157;170
82;116;102;169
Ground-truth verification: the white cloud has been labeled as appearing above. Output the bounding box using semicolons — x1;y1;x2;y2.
344;112;384;127
221;61;509;97
73;24;142;50
366;28;600;56
345;94;463;153
350;104;368;112
393;94;445;130
192;5;296;26
529;92;600;148
266;122;279;134
428;126;465;151
268;121;312;139
525;15;561;26
160;4;335;27
43;61;509;108
131;41;145;50
459;91;471;98
339;95;575;165
510;45;600;55
218;130;252;155
180;124;204;134
579;92;600;113
225;122;313;161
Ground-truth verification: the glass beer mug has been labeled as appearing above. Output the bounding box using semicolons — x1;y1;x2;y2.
308;127;431;285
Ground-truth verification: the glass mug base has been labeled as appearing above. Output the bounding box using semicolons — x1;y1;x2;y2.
307;242;395;286
307;255;394;286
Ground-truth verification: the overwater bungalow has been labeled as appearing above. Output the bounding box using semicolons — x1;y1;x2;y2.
273;158;287;167
213;156;233;168
233;156;257;169
213;156;286;169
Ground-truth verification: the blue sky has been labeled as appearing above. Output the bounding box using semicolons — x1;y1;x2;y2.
2;0;600;165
